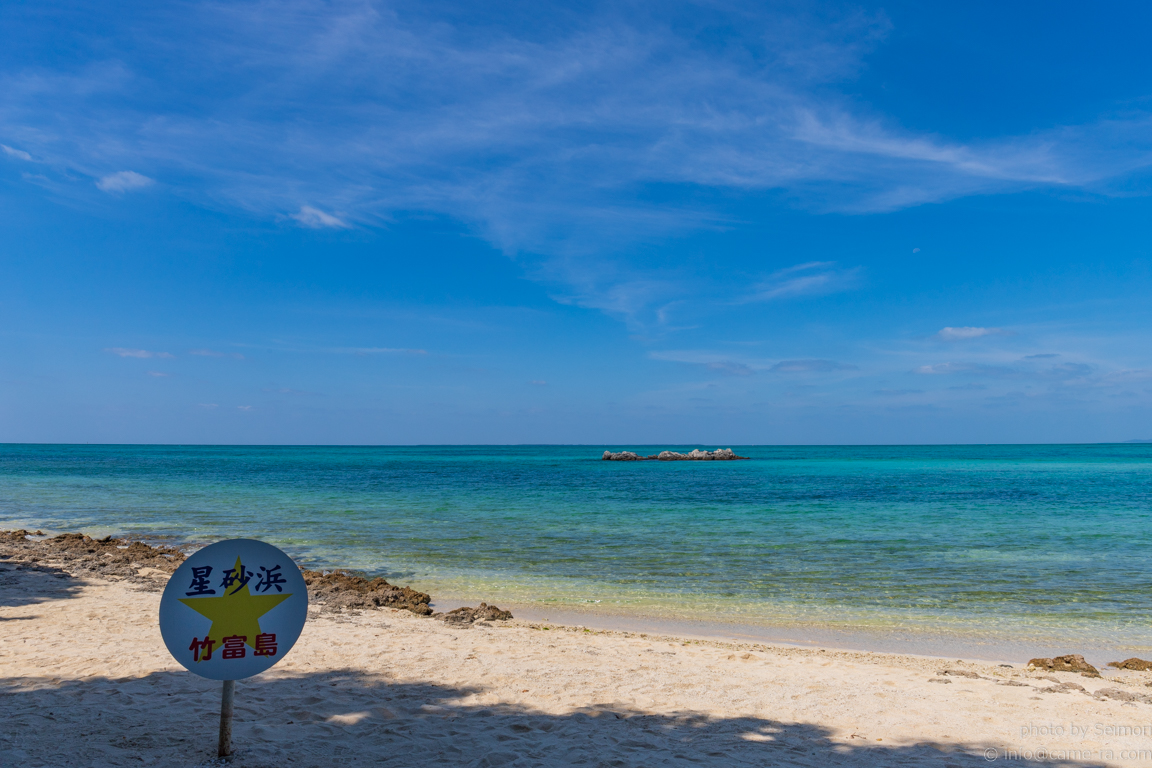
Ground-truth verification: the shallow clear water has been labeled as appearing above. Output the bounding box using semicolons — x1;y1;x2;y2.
2;444;1150;651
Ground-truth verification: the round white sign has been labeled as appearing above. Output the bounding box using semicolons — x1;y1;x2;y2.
159;539;308;680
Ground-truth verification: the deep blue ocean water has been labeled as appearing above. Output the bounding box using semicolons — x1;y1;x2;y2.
2;444;1150;651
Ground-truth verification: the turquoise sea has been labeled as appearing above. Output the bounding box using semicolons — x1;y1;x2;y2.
2;444;1150;657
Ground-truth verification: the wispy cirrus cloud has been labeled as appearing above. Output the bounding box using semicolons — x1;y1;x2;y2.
96;170;153;193
915;362;1008;376
6;3;1151;256
338;347;427;356
649;349;764;376
936;326;1007;341
291;206;348;229
649;350;751;369
7;0;1152;338
769;359;858;373
105;347;173;359
1;144;32;161
649;350;856;376
915;361;1093;380
190;348;245;360
549;273;683;330
705;361;755;376
746;262;861;302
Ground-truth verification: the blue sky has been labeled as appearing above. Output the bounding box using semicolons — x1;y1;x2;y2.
2;0;1152;444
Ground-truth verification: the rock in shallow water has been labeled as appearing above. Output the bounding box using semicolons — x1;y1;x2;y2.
601;451;644;461
602;448;749;461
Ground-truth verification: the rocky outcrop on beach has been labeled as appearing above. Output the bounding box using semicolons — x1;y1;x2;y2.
0;529;435;616
1108;657;1152;671
0;529;185;582
1094;687;1152;704
1026;654;1101;677
302;569;432;616
602;448;748;461
433;602;514;626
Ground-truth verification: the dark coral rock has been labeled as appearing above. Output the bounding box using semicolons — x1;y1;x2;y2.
434;602;514;626
1027;654;1100;677
302;569;432;616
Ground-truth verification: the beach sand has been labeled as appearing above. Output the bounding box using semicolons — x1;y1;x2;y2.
5;557;1152;767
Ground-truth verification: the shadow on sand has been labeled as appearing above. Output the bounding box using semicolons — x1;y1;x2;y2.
1;666;1112;768
0;559;85;614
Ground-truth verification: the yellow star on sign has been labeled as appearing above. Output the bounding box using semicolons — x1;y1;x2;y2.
179;556;292;653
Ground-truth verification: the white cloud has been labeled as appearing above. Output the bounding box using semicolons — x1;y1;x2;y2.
769;359;857;373
549;271;685;331
96;170;153;192
105;347;173;359
147;371;170;377
1106;368;1152;382
190;348;245;359
915;362;1016;376
916;362;969;375
650;349;760;375
914;360;1092;381
936;326;1006;341
1;144;32;161
649;350;854;376
340;347;427;355
651;349;740;364
237;405;253;411
291;206;348;229
747;262;860;302
707;361;755;376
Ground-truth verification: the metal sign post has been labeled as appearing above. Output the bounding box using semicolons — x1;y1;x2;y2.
158;539;308;760
219;679;236;757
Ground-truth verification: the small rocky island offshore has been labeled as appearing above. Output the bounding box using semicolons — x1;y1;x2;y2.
602;448;749;461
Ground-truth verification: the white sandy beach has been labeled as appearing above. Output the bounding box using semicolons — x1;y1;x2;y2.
4;561;1152;767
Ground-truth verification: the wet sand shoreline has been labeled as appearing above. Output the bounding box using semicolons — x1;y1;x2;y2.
435;600;1147;667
